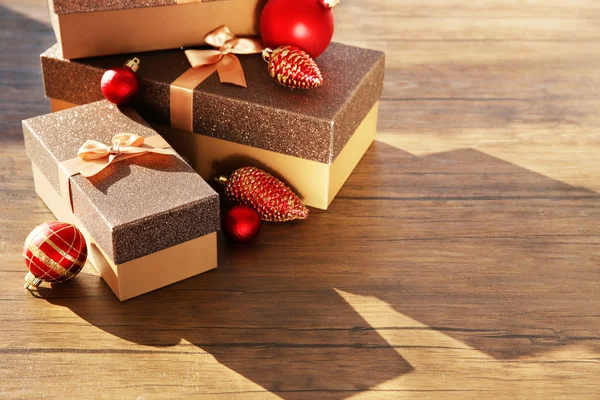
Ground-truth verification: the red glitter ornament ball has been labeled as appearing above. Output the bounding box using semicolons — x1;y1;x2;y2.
264;46;323;89
224;205;261;243
23;221;87;289
218;166;309;222
260;0;336;59
100;58;140;106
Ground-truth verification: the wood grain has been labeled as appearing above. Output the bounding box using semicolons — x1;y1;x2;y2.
1;0;599;398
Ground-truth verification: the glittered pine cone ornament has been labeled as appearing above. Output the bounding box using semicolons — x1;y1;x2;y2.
262;46;323;89
218;167;309;222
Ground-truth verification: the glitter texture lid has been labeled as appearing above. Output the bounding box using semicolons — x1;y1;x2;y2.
42;42;385;164
23;101;219;264
52;0;221;14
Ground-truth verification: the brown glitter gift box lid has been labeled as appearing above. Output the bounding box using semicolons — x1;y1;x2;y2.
41;42;385;165
22;100;220;265
52;0;232;14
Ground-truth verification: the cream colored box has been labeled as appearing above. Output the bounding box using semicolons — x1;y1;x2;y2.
23;101;219;301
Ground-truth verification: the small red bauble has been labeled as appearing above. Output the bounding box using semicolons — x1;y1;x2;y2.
23;221;88;289
260;0;336;59
224;205;261;243
100;57;140;106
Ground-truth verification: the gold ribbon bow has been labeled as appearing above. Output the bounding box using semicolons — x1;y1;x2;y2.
76;133;174;177
184;25;264;87
170;26;263;131
58;134;175;211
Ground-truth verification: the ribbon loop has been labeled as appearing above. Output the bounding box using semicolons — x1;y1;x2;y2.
222;37;264;55
113;133;143;147
204;25;235;48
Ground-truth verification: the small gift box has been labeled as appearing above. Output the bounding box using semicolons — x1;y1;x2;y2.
22;100;220;301
42;41;385;210
48;0;265;59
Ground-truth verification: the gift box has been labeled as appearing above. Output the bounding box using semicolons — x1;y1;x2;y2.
42;42;385;210
48;0;265;59
22;100;220;301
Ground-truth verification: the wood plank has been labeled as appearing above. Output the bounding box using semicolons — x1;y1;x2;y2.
337;0;600;19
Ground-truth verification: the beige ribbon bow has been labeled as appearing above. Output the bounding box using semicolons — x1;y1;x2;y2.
77;133;174;177
184;25;264;87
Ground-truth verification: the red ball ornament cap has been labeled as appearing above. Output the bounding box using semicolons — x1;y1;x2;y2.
23;222;87;289
320;0;340;8
100;57;141;106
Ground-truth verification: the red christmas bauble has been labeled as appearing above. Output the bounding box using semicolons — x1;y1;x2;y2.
260;0;335;59
100;58;140;106
23;221;87;289
224;205;261;243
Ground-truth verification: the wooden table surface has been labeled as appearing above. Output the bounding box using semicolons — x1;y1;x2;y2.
1;1;599;398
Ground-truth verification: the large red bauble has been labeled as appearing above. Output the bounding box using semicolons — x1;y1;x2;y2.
260;0;334;59
23;221;87;289
224;205;261;243
101;66;139;106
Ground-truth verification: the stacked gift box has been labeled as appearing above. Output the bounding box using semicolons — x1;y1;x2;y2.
23;0;385;300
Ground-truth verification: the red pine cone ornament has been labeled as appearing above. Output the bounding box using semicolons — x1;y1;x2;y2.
263;46;323;89
219;167;309;222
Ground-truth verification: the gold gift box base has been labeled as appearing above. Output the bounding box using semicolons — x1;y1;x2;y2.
31;163;218;301
49;99;378;210
49;0;263;59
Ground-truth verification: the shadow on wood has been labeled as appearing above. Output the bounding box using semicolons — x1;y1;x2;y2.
335;142;600;360
38;270;413;399
36;142;600;397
